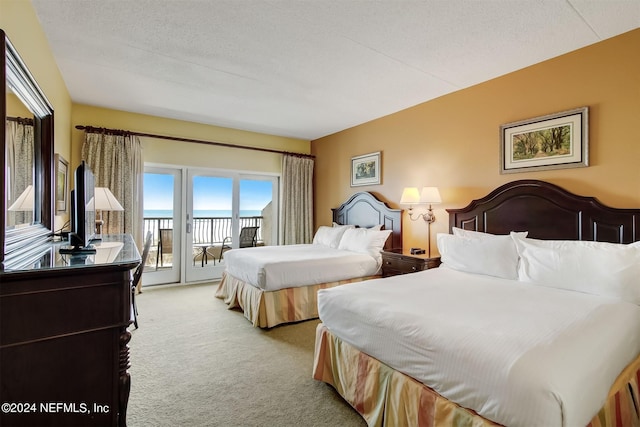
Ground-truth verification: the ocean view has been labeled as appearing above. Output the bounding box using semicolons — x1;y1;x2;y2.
144;209;262;218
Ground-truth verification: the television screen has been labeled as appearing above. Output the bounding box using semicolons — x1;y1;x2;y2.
62;161;96;254
82;164;96;246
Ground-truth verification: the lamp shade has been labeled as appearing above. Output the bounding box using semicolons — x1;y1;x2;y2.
420;187;442;204
8;185;34;211
94;187;124;211
400;187;422;205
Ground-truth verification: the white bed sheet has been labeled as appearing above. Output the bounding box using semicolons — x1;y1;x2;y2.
317;266;640;427
223;244;380;291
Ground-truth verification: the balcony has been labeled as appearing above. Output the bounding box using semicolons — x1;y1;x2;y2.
142;216;264;269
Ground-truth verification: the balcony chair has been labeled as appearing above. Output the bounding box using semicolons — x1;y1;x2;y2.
219;226;259;262
156;228;173;268
132;231;153;329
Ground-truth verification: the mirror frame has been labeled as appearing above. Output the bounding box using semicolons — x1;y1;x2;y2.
1;29;54;269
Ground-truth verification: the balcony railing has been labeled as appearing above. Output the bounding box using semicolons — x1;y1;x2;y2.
143;216;263;253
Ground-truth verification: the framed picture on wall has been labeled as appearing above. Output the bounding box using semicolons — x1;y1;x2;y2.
500;107;588;174
55;154;69;213
351;151;381;187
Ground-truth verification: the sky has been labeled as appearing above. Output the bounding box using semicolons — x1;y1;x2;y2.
143;173;272;211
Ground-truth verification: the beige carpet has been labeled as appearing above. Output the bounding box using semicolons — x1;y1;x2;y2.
127;282;366;427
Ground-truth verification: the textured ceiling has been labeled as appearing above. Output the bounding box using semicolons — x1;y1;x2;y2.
31;0;640;140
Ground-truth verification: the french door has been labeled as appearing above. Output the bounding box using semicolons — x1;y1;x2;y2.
142;166;182;286
184;169;278;283
142;166;278;286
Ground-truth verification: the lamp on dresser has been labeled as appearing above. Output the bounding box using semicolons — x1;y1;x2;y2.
94;187;124;238
400;186;442;257
8;185;34;211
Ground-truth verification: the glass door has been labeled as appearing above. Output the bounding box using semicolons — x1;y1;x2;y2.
236;176;278;249
142;167;182;286
185;170;234;283
142;167;279;285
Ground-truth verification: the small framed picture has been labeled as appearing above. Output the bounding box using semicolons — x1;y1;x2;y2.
500;107;588;174
351;151;381;187
55;154;69;213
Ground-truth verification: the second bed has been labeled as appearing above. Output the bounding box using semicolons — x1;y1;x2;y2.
215;191;402;328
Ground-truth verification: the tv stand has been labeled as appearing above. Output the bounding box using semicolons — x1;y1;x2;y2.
59;244;97;255
0;234;140;427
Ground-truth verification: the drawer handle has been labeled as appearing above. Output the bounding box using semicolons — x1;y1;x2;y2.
412;266;416;271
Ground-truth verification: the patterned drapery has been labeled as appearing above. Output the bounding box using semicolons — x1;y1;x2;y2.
6;120;34;226
281;154;314;244
82;132;144;247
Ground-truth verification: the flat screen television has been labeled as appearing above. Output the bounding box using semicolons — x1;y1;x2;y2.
60;161;97;254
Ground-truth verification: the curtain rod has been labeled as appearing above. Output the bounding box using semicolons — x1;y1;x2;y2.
7;116;34;125
75;125;315;159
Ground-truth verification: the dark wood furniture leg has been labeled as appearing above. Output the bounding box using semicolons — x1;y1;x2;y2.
118;328;132;427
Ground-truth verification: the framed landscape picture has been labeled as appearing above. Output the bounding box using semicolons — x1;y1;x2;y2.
500;107;588;174
55;154;69;213
351;151;381;187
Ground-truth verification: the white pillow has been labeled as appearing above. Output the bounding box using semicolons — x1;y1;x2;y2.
333;222;382;230
338;227;392;258
312;226;349;248
511;233;640;305
437;233;520;279
452;227;527;239
332;222;355;229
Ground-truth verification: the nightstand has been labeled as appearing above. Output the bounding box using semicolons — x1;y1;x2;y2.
381;250;441;277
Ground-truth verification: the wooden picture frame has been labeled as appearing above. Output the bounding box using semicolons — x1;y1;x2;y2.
500;107;588;174
55;154;69;213
351;151;381;187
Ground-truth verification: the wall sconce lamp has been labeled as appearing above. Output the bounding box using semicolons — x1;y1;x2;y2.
94;187;124;238
400;186;442;256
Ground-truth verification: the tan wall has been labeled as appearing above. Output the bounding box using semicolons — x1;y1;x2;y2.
71;105;309;174
1;0;73;231
2;1;310;233
3;0;639;251
312;29;640;254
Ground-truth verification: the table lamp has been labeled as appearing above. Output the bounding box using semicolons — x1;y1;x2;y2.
94;187;124;238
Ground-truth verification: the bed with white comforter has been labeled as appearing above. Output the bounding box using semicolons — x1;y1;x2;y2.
223;243;380;291
216;191;401;328
312;180;640;427
318;266;640;427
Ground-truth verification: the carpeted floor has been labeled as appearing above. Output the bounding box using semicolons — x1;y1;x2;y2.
127;282;366;427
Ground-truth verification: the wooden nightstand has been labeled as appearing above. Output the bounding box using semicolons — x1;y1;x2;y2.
381;250;441;277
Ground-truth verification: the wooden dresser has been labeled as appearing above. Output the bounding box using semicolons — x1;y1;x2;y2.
0;234;140;427
381;250;441;277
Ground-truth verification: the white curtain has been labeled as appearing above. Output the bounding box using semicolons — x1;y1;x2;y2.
82;132;144;247
281;154;314;244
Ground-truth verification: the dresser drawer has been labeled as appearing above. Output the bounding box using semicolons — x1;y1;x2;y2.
383;256;423;273
381;251;441;277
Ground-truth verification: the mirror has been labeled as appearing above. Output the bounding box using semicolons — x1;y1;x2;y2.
6;101;35;228
2;29;54;269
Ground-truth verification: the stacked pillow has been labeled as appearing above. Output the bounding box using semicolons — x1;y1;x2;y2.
436;227;640;305
510;233;640;305
312;224;354;248
337;227;392;258
312;223;390;257
437;228;526;280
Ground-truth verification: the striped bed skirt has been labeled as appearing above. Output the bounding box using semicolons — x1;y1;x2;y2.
312;323;640;427
215;272;378;328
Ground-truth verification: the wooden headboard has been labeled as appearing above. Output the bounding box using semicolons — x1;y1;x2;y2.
332;192;402;251
447;180;640;244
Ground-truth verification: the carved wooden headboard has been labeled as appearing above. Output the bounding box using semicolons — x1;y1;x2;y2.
332;192;402;250
447;180;640;243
